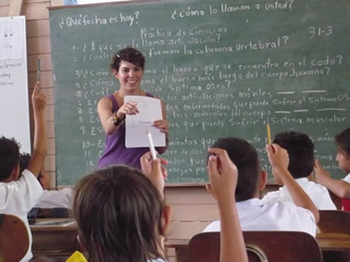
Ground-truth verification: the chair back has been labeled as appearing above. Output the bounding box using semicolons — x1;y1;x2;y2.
0;214;29;262
246;244;269;262
189;231;322;262
318;210;350;234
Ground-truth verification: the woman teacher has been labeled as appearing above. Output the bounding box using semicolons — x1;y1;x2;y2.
97;47;169;169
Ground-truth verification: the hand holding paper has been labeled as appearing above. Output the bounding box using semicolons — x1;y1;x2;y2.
124;96;165;148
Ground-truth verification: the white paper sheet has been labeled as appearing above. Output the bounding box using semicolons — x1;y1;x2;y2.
124;95;165;148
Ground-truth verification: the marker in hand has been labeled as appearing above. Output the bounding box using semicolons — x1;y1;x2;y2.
146;127;157;160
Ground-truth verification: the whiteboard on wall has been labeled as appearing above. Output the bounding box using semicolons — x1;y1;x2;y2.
0;16;30;153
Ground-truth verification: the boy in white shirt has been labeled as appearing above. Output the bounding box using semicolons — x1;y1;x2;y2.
0;82;46;261
262;131;336;210
203;137;319;237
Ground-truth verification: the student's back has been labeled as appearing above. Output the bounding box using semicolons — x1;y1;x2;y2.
262;131;336;210
203;137;318;236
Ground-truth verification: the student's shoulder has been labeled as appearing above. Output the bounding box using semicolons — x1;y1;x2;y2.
263;198;314;216
261;189;284;203
203;220;220;232
307;180;332;193
342;173;350;183
17;170;43;198
21;169;41;183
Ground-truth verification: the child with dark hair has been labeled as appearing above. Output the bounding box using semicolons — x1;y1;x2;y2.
315;128;350;211
73;151;248;262
206;148;248;262
73;160;171;262
97;46;169;170
0;82;46;261
262;131;336;210
204;137;319;236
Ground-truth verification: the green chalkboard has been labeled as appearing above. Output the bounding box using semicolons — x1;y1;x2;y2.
49;0;350;186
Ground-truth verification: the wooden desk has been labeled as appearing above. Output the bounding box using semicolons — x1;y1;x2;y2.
31;219;350;262
165;233;350;262
30;219;78;258
317;233;350;251
317;233;350;262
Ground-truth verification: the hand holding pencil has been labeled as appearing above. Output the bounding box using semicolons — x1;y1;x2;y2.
146;127;157;160
37;57;41;82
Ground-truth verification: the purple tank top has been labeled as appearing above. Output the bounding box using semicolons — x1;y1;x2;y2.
98;93;153;170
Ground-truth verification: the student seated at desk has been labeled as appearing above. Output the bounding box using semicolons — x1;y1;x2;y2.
203;137;319;237
20;153;73;209
205;148;248;262
315;128;350;211
73;159;171;262
262;131;336;210
72;151;248;262
0;82;46;262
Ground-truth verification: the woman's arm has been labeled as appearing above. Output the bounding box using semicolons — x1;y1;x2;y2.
97;96;122;135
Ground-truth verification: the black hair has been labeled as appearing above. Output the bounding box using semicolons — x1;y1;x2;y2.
209;137;260;202
73;165;165;262
110;46;145;72
335;128;350;156
0;137;20;181
273;131;314;179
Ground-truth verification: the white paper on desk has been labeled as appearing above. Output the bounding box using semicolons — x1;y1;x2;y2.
125;95;165;148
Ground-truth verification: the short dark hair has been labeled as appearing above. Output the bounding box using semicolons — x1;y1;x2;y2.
335;128;350;156
110;47;145;72
0;137;20;181
209;137;260;202
73;165;165;262
273;131;314;179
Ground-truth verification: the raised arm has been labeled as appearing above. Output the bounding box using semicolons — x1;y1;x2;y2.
206;148;248;262
26;82;47;177
266;144;319;223
140;151;168;199
153;99;169;154
315;159;350;198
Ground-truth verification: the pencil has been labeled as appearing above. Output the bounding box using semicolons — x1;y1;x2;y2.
266;118;271;144
146;127;157;160
37;57;41;82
